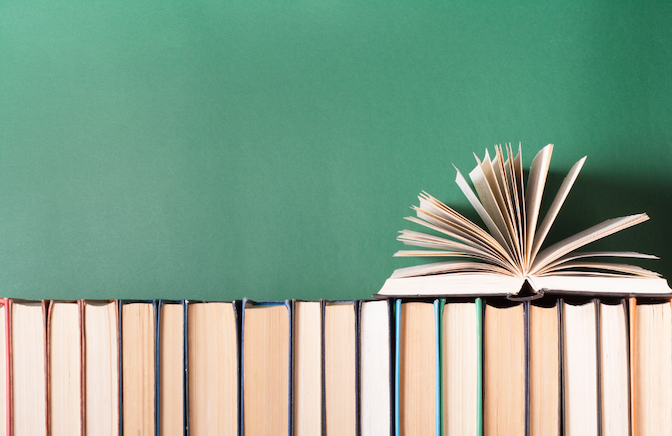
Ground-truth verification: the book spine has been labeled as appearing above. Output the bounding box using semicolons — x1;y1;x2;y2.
387;299;394;436
524;301;530;436
628;298;637;436
78;301;85;436
434;299;440;436
1;299;9;436
476;298;483;436
394;299;401;436
438;299;445;436
154;301;161;436
46;301;53;436
320;300;327;436
184;301;190;436
118;300;123;436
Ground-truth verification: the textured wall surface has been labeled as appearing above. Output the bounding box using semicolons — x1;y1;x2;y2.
1;1;671;300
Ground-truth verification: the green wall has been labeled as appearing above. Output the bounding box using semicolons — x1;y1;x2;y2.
1;1;671;301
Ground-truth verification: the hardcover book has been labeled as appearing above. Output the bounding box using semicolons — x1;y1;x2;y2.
157;300;185;436
241;299;292;436
292;300;323;436
324;301;358;436
47;301;83;436
377;144;672;299
83;300;119;436
186;301;239;436
395;300;440;436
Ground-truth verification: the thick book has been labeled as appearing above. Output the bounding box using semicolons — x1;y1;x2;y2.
528;298;560;436
292;300;323;436
599;300;630;436
241;299;292;436
483;300;525;435
120;301;157;436
83;300;119;436
395;299;440;436
187;301;239;436
359;300;393;436
562;299;599;435
11;300;48;436
47;301;83;436
157;300;185;436
441;299;482;436
323;301;358;436
630;299;672;435
377;144;671;298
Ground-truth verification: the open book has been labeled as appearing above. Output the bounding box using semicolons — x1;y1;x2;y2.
378;144;672;299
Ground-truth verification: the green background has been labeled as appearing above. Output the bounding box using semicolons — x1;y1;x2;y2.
1;1;671;301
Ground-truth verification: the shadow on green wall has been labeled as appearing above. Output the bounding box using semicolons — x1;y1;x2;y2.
541;171;672;282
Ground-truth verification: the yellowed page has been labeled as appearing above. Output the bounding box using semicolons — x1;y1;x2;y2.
122;303;155;436
85;302;119;436
244;304;290;436
294;302;322;436
12;302;47;436
50;303;81;436
159;303;184;436
189;303;237;436
325;303;356;436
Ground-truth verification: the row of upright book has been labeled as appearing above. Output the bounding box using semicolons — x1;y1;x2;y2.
0;297;670;436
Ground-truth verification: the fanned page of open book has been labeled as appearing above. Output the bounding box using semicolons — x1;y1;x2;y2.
379;144;672;298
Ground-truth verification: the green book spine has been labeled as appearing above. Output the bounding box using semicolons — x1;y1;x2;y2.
476;298;484;436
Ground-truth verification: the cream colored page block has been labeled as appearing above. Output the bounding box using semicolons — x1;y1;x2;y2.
600;303;629;436
563;301;598;436
443;302;477;436
360;301;391;436
294;302;322;436
85;302;119;436
160;304;184;436
188;303;237;436
50;303;82;436
244;305;289;436
122;304;155;436
0;305;6;436
484;304;524;436
400;303;436;436
12;302;47;436
636;303;672;436
529;304;559;436
325;303;356;436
